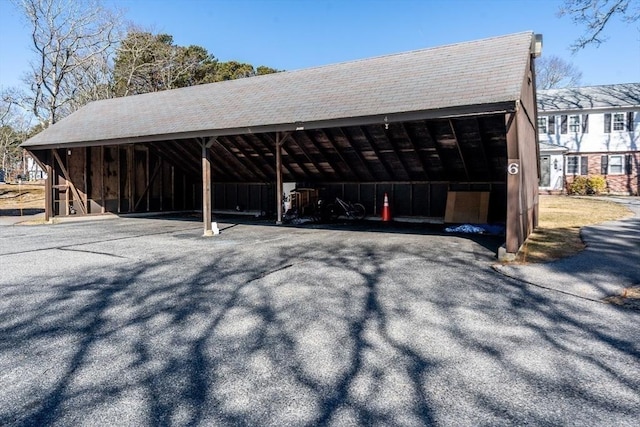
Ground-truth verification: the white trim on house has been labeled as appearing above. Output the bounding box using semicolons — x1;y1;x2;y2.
536;83;640;194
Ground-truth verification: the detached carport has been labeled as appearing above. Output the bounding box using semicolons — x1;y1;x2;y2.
22;32;542;257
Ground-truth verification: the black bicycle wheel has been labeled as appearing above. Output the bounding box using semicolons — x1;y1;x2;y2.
352;203;366;220
325;203;340;221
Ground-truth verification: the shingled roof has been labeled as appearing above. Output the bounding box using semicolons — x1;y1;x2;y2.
537;83;640;112
23;32;535;149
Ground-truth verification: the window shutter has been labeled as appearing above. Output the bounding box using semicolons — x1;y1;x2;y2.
626;154;633;175
561;115;567;134
601;155;608;174
582;114;589;133
549;115;555;135
628;112;635;131
604;113;611;133
580;156;588;175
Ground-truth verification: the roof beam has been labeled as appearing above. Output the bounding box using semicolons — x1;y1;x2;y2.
358;126;396;180
304;130;351;181
253;133;296;181
212;138;267;182
422;121;449;181
319;128;367;181
331;127;376;181
223;135;273;181
381;125;416;181
398;122;430;180
235;134;277;177
280;143;317;181
193;138;244;182
177;137;249;181
149;141;201;175
471;118;492;180
287;134;331;181
262;132;316;181
448;119;470;182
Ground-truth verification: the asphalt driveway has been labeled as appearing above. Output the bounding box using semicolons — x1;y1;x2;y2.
0;217;638;426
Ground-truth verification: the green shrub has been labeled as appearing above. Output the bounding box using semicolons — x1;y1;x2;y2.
568;175;607;195
587;175;607;195
568;176;589;195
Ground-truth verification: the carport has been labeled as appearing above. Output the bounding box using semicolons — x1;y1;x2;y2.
21;32;542;257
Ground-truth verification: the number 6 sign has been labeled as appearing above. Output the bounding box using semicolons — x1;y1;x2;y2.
508;162;519;175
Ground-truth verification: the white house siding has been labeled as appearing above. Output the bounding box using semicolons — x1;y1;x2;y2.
537;84;640;195
538;111;639;195
538;111;638;152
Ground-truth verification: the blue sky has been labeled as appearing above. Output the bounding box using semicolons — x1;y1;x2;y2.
0;0;638;91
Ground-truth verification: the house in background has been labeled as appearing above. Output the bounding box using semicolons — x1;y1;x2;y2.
537;83;640;195
538;141;567;193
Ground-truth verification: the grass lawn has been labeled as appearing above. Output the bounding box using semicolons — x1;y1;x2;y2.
0;183;46;213
518;194;638;309
518;195;633;263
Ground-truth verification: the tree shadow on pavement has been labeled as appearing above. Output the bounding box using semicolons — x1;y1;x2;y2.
0;224;638;426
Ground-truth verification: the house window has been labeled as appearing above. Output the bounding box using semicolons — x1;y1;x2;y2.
569;115;581;132
613;113;625;131
537;117;547;133
566;155;588;175
608;155;624;174
567;156;580;174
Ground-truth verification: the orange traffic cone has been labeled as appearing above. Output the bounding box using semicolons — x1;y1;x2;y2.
381;192;392;222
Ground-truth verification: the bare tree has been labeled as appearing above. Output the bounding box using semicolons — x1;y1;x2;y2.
13;0;122;127
559;0;640;51
535;55;583;89
113;30;218;96
0;91;28;180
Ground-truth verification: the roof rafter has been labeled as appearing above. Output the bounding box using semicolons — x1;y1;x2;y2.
304;130;351;181
287;134;331;181
224;135;274;181
212;138;268;182
398;122;430;180
448;119;470;182
332;127;377;181
358;126;396;180
381;125;417;181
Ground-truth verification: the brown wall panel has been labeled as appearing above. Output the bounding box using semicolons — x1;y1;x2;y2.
103;146;119;201
134;148;147;211
119;147;130;212
88;147;101;201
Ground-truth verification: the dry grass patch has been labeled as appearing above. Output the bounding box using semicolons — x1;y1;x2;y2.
0;183;46;211
518;196;638;309
604;285;640;310
518;195;633;263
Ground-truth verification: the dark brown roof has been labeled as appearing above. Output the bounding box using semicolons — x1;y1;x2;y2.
23;32;535;148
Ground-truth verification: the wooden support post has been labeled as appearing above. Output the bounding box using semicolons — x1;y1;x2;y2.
127;145;134;213
100;146;105;213
52;150;87;215
505;112;521;256
117;147;121;213
171;166;175;210
201;138;218;236
83;147;89;214
276;132;284;224
44;163;52;222
159;157;164;211
146;147;150;211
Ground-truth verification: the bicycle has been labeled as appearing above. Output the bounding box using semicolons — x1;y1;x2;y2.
322;197;366;221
